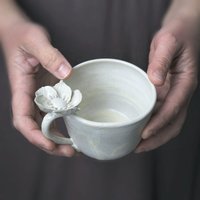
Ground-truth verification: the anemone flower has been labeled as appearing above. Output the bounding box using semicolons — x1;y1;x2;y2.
34;80;82;114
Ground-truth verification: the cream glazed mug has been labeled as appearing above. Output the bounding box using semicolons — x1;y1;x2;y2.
35;59;156;160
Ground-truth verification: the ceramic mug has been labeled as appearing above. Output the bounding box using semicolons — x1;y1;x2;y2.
38;59;156;160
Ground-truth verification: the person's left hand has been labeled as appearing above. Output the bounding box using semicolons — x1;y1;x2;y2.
135;17;199;153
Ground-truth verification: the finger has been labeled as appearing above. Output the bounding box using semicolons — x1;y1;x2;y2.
13;113;75;157
152;76;171;114
47;125;76;157
22;26;72;79
26;57;40;67
44;144;75;157
12;90;55;151
148;38;156;63
12;91;74;157
147;33;181;86
135;108;187;153
13;114;57;152
142;73;194;139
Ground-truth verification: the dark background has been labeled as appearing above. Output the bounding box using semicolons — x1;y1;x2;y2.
1;49;200;200
1;1;200;200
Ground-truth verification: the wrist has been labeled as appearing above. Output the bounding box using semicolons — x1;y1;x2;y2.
161;0;200;45
0;0;29;42
163;0;200;26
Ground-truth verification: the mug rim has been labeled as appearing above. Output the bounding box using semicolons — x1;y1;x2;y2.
67;58;156;128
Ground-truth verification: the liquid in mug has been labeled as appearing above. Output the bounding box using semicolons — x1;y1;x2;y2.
77;94;140;123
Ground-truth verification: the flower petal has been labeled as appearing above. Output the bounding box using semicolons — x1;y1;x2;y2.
34;95;54;113
51;97;67;110
35;86;58;100
67;90;82;109
54;80;72;102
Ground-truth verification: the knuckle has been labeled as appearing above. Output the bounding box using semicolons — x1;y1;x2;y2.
12;118;20;130
157;56;170;69
41;142;55;152
170;126;182;140
27;137;37;146
192;77;198;91
31;138;55;152
158;31;178;45
23;24;48;41
173;128;181;137
42;48;60;69
173;104;180;117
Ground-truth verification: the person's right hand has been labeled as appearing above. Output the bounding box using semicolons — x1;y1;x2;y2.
1;21;75;157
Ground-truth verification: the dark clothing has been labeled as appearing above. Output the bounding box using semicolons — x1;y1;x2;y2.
0;1;200;200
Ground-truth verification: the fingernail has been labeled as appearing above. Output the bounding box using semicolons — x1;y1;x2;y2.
153;70;164;82
27;57;39;66
57;64;71;79
152;70;165;85
142;129;154;139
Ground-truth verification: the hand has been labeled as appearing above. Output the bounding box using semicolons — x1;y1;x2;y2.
1;21;75;157
135;16;199;153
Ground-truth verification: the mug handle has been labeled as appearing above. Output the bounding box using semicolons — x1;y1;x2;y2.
41;112;78;149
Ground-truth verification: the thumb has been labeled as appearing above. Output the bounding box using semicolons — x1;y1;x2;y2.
147;33;180;86
23;28;72;79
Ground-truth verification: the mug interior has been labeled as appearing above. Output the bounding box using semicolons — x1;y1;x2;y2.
64;59;156;125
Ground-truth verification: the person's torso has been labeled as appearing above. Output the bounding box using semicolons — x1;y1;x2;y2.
17;0;171;69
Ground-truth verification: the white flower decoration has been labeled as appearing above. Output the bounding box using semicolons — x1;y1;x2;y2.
34;80;82;114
